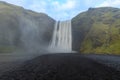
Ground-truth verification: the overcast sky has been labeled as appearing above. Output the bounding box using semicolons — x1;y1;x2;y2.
0;0;120;20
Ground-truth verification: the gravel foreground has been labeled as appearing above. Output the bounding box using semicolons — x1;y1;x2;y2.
0;53;120;80
83;54;120;71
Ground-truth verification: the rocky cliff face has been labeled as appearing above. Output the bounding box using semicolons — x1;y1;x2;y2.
1;1;120;54
72;7;120;54
0;1;55;53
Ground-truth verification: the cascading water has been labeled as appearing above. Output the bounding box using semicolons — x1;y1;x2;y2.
49;20;72;52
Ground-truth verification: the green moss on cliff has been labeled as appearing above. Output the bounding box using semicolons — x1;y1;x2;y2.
0;1;55;53
0;46;16;53
72;7;120;54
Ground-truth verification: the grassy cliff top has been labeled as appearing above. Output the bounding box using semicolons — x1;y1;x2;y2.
72;7;120;54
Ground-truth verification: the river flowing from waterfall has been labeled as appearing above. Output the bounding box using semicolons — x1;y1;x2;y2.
49;20;72;52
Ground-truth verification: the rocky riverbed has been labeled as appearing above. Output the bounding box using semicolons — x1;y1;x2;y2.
0;53;120;80
84;54;120;71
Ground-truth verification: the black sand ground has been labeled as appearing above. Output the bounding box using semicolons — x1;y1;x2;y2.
0;53;120;80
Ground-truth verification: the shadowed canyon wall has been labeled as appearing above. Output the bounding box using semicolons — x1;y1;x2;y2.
0;1;55;53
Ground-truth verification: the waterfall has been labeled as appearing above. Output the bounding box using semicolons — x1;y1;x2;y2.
49;20;72;52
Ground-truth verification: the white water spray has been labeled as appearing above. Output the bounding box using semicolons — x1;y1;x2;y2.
49;20;72;52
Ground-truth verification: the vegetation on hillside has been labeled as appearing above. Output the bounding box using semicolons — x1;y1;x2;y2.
72;7;120;54
0;1;55;53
